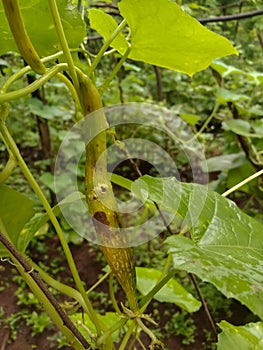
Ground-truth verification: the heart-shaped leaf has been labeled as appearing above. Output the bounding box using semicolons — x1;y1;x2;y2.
133;176;263;319
119;0;238;76
136;267;201;312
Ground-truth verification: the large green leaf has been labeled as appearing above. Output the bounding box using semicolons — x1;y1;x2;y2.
217;321;263;350
0;0;85;56
118;0;238;76
136;267;201;312
132;176;263;319
0;185;35;256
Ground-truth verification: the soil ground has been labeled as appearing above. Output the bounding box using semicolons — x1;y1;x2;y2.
0;237;252;350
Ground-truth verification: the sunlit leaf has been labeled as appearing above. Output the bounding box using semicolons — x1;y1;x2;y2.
136;267;201;312
0;0;85;56
217;321;263;350
88;8;128;55
118;0;238;76
133;176;263;319
180;113;200;126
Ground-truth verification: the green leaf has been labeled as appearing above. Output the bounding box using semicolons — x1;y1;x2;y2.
226;161;258;194
23;191;85;241
27;98;66;120
223;119;263;138
211;60;244;78
211;61;263;85
70;312;121;345
118;0;238;76
205;153;246;172
180;113;200;126
217;88;249;103
40;172;56;192
0;0;85;56
88;8;128;55
0;185;35;256
132;176;263;319
217;321;263;350
136;267;201;312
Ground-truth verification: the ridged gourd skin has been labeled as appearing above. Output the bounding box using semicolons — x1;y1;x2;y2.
2;0;46;74
79;73;138;312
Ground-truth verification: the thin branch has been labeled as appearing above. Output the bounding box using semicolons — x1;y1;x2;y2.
199;9;263;24
229;103;262;171
220;0;247;10
91;2;118;10
257;30;263;51
188;273;218;340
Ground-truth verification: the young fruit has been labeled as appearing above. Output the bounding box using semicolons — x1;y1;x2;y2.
78;73;138;312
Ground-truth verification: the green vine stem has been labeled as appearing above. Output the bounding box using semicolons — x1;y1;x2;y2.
89;19;127;76
2;51;68;92
139;269;176;310
0;120;102;337
99;45;131;95
222;168;263;197
1;64;82;115
48;0;81;97
97;318;128;346
0;154;17;183
109;272;122;314
0;64;67;103
118;321;137;350
193;102;220;141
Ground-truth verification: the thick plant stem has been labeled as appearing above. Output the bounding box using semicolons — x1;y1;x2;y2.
78;72;138;313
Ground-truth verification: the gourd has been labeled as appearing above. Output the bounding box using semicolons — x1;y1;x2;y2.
78;73;138;312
